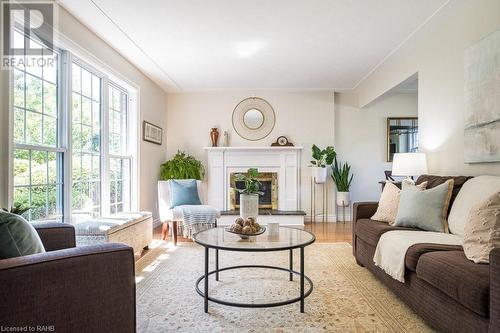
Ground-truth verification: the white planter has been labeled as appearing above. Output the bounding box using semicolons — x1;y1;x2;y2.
311;166;328;183
336;191;350;207
240;193;259;219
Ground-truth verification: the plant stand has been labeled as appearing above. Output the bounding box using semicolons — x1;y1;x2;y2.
335;201;350;223
310;176;328;223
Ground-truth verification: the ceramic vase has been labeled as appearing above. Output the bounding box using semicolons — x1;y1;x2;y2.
240;193;259;219
336;191;350;206
311;166;328;183
210;128;219;147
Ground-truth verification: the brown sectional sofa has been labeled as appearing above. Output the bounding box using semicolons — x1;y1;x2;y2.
352;175;500;333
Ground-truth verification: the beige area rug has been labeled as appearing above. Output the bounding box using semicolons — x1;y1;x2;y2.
135;241;434;333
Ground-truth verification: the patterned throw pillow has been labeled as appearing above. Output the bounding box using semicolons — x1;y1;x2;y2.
372;180;427;225
463;191;500;263
394;180;454;233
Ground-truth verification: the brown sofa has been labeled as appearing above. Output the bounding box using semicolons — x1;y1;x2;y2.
352;175;500;333
0;223;136;333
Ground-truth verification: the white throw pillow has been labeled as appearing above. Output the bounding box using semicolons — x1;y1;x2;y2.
448;176;500;237
463;191;500;263
371;180;427;225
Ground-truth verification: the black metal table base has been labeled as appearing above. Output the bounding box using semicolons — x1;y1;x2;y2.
196;248;312;313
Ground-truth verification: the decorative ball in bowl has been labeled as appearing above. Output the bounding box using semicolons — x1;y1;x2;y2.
225;217;266;239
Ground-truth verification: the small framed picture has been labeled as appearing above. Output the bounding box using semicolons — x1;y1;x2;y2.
143;121;162;145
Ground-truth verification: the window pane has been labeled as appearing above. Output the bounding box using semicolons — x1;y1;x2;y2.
72;63;102;220
11;33;62;223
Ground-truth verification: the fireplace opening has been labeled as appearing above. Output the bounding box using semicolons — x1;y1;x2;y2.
230;172;278;210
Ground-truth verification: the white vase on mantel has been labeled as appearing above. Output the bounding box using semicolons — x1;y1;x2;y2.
336;191;350;207
240;193;259;219
311;166;328;184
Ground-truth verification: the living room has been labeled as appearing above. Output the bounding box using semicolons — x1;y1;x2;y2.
1;1;499;332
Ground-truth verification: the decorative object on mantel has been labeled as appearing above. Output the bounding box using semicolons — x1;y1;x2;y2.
210;127;219;147
160;151;205;180
464;29;500;163
222;130;229;147
271;135;294;146
309;144;336;184
331;157;353;223
143;121;162;145
234;168;264;219
232;97;276;141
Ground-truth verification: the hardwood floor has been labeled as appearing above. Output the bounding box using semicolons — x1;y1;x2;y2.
153;222;352;244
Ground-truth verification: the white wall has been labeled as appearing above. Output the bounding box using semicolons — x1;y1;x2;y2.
335;92;418;203
354;0;500;176
0;6;168;221
166;91;335;219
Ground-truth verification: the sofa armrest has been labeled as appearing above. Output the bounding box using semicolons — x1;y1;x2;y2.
352;202;378;257
490;248;500;331
33;222;76;251
0;243;135;333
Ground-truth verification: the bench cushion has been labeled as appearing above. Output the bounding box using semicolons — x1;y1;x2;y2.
75;211;152;236
416;250;489;317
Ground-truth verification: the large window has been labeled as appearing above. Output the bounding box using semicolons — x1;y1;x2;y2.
109;84;131;213
71;63;102;219
10;32;137;223
12;30;63;222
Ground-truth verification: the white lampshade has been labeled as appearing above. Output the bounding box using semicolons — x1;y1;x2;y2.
392;153;428;177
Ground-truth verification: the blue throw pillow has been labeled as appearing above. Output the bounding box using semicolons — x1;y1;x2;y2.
0;211;45;259
170;179;202;208
394;180;454;232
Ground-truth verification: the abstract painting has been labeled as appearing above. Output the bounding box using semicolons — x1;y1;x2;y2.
464;29;500;163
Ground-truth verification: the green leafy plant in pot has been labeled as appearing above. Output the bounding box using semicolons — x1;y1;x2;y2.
310;144;336;183
234;168;263;219
160;151;205;180
331;157;353;207
1;203;30;217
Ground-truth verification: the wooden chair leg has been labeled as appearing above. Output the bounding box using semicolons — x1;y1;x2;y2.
161;222;169;241
172;221;178;246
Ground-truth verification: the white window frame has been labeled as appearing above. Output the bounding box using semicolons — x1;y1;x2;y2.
8;35;140;222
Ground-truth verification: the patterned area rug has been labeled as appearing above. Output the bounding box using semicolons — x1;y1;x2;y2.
135;241;434;332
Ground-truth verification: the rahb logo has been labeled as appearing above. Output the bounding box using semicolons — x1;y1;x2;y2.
1;0;56;69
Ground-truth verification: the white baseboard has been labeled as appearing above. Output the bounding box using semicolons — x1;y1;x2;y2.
153;218;162;228
305;214;352;223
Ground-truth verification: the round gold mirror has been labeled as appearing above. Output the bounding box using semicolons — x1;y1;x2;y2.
232;97;275;141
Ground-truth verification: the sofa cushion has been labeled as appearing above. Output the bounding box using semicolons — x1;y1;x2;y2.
415;175;473;216
355;219;417;247
416;250;489;317
448;175;500;237
0;211;45;259
405;243;463;271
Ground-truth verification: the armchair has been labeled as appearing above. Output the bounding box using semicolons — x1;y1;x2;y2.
0;223;136;333
158;180;220;245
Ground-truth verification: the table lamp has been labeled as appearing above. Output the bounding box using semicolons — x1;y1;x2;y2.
391;153;428;180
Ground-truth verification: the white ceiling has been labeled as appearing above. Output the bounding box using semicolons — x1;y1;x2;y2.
58;0;449;92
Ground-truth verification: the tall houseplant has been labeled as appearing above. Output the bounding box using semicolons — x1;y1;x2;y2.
331;157;354;206
235;168;263;219
310;144;336;183
160;151;205;180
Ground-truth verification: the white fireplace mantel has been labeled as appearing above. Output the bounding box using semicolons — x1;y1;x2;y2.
204;146;303;213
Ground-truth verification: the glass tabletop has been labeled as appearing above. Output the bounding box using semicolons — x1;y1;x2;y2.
193;227;315;251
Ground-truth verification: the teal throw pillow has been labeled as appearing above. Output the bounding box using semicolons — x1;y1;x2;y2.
0;211;45;259
394;179;454;233
170;179;202;208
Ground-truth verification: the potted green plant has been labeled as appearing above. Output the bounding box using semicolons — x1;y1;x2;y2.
331;157;354;206
2;203;30;216
160;151;205;180
235;168;263;219
310;144;336;183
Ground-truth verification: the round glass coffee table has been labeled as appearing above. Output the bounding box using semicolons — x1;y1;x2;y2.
193;226;315;313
